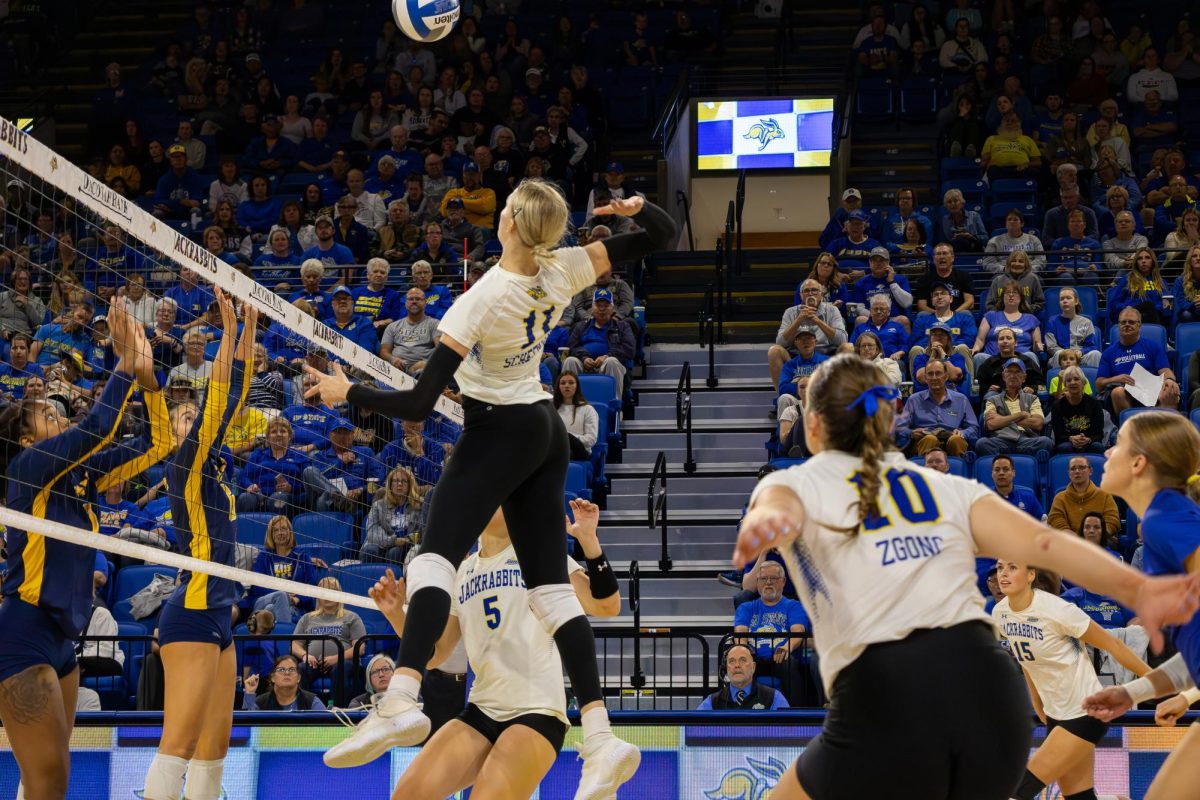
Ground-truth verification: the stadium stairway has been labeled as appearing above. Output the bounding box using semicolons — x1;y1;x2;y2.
847;117;940;209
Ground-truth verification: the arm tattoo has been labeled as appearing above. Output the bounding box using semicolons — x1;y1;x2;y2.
0;665;57;725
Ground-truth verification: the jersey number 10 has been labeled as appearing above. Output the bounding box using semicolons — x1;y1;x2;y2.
849;468;942;531
523;306;557;346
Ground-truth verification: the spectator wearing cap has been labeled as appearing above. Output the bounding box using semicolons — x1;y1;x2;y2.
983;208;1047;274
326;285;380;355
298;116;337;173
879;187;933;247
976;358;1055;456
152;143;208;219
440;197;487;262
519;68;553;117
409;222;462;275
365;156;404;205
527;126;570;185
820;187;871;249
583;190;639;237
851;247;914;330
910;323;969;392
281;372;343;452
585;162;646;218
409;261;455;319
376;201;422;264
912;242;975;313
1096;306;1180;414
331;195;372;266
938;188;986;251
318;150;352;207
301;216;355;276
909;280;976;357
440;162;497;229
373;125;425;179
562;270;636;331
304;418;385;514
768;279;847;387
240;114;299;177
345;169;387;230
354;258;406;333
824;209;881;276
847;294;908;364
174;119;206;172
894;358;978;456
562;289;636;386
774;327;830;419
381;289;441;377
421;153;459;212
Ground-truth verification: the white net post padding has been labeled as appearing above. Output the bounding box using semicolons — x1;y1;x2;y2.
0;116;463;425
0;504;380;611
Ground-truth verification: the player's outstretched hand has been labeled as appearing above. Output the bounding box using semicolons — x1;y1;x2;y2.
733;506;797;570
1155;693;1191;727
593;196;644;217
1132;573;1200;653
303;362;353;408
1082;686;1134;723
566;498;600;543
368;569;406;618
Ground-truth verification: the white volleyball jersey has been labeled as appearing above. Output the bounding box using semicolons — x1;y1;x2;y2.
752;451;994;695
451;544;583;723
992;589;1099;721
436;247;596;405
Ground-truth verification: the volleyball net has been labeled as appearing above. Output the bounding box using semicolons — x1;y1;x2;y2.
0;116;466;610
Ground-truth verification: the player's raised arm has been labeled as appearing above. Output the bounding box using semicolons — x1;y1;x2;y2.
567;499;621;617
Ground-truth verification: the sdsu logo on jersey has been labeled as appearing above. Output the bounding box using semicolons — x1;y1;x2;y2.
526;286;547;301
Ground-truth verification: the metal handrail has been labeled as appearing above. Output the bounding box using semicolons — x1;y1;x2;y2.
699;284;719;387
627;560;646;690
675;362;696;474
647;451;672;573
650;67;691;158
723;200;736;326
713;236;725;343
676;189;695;252
735;169;746;276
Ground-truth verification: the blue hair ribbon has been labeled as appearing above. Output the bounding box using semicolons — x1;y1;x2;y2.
846;384;899;416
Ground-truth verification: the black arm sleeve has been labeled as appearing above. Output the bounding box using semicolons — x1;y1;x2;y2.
599;200;679;265
346;343;463;421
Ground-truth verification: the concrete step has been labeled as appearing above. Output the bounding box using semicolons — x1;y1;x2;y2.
604;461;763;478
604;542;733;564
621;418;773;432
635;376;773;390
610;475;759;496
646;344;770;366
619;445;765;464
620;431;767;450
596;525;736;544
608;491;751;512
633;404;769;421
601;507;743;523
637;388;776;407
645;362;767;381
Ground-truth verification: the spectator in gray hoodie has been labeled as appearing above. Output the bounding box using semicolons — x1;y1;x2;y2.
982;208;1045;274
0;267;48;342
360;465;422;564
768;279;849;387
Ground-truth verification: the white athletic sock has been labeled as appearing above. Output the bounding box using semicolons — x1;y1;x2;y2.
581;706;613;744
143;753;189;800
385;673;421;703
182;757;225;800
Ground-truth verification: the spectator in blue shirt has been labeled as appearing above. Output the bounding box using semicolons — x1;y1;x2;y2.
152;144;208;219
301;215;356;276
354;258;405;334
244;516;322;623
775;328;829;419
409;260;455;319
851;294;908;364
254;227;303;286
297;116;337;173
237;416;311;513
819;187;871;249
851;247;914;330
856;15;900;77
31;302;92;368
1061;586;1136;628
333;195;372;265
989;454;1044;519
240;114;299;177
1096;306;1180;414
910;323;969;392
938;187;986;251
1110;246;1171;327
325;285;380;357
1044;286;1101;368
318;151;352;206
1049;208;1102;285
282;372;345;452
909;282;976;352
894;358;978;456
732;560;809;704
1130;90;1178;153
236;174;282;236
371;124;425;177
164;267;215;329
0;332;44;399
697;644;789;710
303;418;384;514
824;209;879;276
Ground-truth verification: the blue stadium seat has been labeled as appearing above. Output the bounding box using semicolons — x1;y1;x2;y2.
1119;407;1182;427
1107;323;1167;351
335;564;390;631
566;461;591;500
855;78;894;122
292;512;354;549
907;456;967;477
295;543;341;566
1191;407;1200;431
989;179;1039;205
577;374;621;451
238;513;276;548
1046;453;1106;505
940;157;982;182
974;454;1039;495
112;565;178;624
1174;322;1200;378
941;179;987;206
899;77;938;121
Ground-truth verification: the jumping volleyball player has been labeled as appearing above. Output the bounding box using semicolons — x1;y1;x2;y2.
994;560;1147;800
306;180;675;797
143;289;257;800
0;302;166;799
1080;411;1200;799
731;354;1200;800
364;499;620;800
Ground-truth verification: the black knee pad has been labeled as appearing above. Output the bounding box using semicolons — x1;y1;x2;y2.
1063;791;1098;800
1014;769;1047;800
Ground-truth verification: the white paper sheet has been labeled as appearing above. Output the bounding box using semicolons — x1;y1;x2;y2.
1126;362;1164;408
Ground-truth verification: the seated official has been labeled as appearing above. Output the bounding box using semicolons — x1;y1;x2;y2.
697;643;788;710
241;654;327;711
732;560;810;705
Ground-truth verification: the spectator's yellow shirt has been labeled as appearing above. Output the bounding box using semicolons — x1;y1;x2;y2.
983;134;1039;167
225;406;269;452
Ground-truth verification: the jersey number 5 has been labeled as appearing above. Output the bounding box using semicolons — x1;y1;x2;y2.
482;595;502;629
849;468;941;531
523;306;556;346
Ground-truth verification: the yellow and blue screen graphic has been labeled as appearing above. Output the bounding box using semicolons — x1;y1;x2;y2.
696;99;834;170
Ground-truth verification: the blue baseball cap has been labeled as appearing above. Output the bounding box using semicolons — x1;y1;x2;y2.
1002;357;1026;371
330;418;355;432
848;209;869;222
605;161;624;173
927;322;952;336
462;162;480;173
593;288;614;304
330;285;353;297
446;197;465;208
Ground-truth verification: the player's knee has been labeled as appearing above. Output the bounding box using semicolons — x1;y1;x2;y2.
528;583;585;635
406;553;457;597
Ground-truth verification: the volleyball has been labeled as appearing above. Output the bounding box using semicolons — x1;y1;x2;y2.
393;0;461;43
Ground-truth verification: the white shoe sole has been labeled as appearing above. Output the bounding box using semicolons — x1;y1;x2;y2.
323;712;430;768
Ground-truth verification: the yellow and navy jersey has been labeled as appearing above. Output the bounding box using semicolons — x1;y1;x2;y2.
2;373;173;637
166;357;251;611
